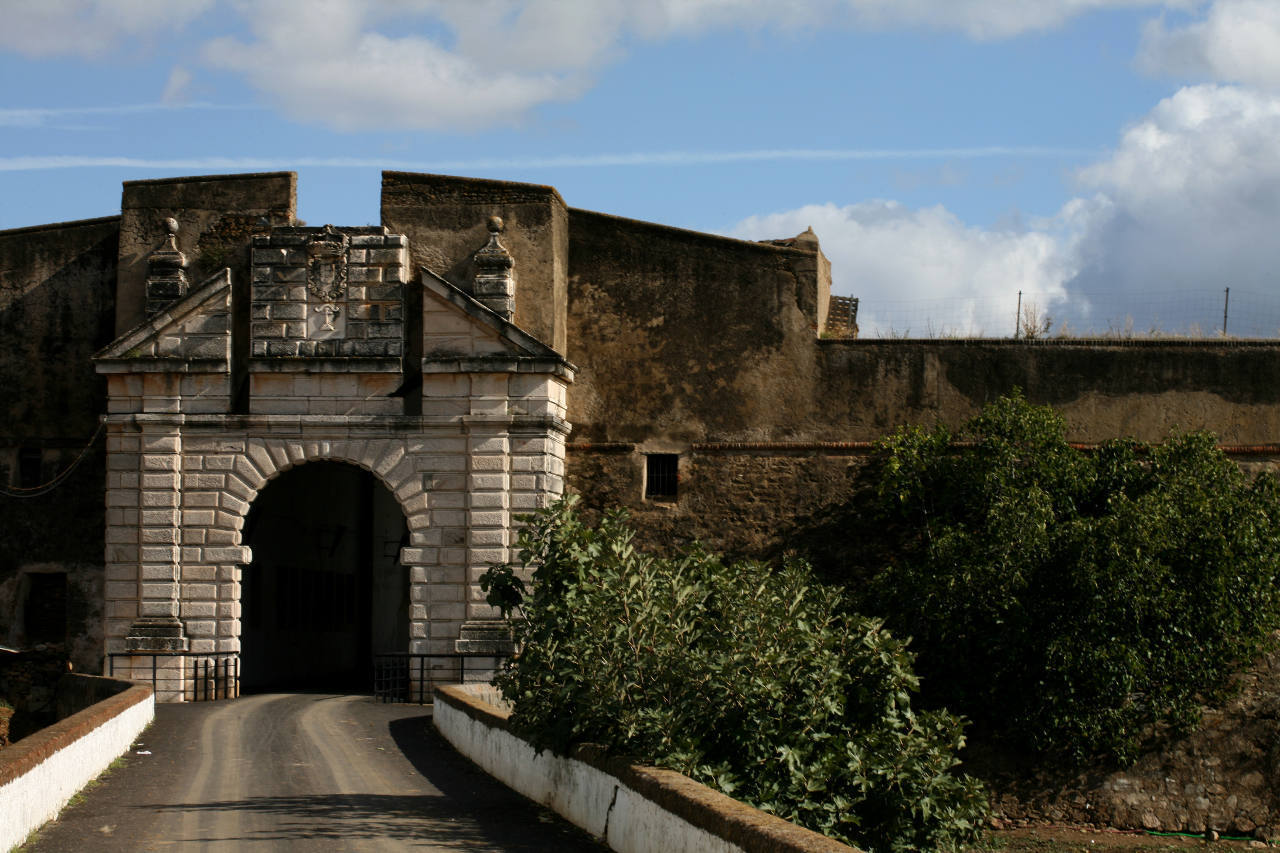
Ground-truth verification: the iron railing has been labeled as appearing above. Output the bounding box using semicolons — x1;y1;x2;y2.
108;651;499;703
107;652;240;701
372;653;507;704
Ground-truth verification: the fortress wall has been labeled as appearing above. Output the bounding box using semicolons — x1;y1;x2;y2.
380;171;569;353
117;172;297;337
816;339;1280;444
0;217;120;673
0;217;120;440
11;172;1280;673
566;338;1280;563
565;209;827;445
565;445;870;562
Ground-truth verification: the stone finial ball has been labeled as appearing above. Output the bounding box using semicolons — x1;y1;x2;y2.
487;215;504;234
164;217;180;235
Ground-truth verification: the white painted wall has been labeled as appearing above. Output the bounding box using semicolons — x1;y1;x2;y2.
433;686;743;853
0;692;154;852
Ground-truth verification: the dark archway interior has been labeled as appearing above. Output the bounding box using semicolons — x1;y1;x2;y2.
241;462;409;692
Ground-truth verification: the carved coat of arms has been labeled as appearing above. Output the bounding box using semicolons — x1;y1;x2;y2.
306;226;349;339
306;226;349;301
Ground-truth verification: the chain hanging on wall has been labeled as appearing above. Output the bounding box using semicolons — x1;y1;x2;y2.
0;420;105;499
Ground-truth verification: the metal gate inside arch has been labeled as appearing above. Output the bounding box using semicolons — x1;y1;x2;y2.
97;222;573;702
241;461;408;692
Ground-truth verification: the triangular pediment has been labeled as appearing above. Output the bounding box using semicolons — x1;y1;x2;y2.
421;270;575;380
95;269;231;372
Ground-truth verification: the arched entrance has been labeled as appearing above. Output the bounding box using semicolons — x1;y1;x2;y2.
240;462;409;691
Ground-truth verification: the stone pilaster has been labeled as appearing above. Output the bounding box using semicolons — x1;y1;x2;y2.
465;424;511;622
130;421;187;649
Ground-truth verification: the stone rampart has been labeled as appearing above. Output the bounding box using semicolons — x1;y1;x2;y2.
117;172;296;336
381;171;569;352
566;337;1280;562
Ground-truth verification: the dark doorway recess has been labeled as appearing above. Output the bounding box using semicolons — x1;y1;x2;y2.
241;462;409;692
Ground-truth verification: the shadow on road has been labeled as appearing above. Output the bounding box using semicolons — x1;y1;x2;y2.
121;705;604;851
139;791;588;848
389;714;606;850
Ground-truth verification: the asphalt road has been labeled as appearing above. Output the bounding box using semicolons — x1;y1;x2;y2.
23;693;607;852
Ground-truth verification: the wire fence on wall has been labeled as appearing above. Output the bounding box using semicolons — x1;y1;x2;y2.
843;287;1280;340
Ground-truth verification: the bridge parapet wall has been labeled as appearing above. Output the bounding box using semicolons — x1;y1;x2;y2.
434;684;858;853
0;677;152;851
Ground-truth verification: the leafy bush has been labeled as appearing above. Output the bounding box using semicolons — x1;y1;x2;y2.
482;496;988;853
864;391;1280;763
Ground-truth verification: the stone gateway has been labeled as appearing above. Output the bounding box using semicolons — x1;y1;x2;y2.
97;215;573;700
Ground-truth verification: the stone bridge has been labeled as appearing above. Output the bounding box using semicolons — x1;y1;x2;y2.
23;692;605;852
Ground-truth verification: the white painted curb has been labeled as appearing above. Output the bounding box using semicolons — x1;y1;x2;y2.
0;682;154;852
433;683;857;853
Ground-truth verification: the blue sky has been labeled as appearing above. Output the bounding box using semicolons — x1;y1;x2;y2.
3;1;1280;337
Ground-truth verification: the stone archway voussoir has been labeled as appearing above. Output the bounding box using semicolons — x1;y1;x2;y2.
232;454;268;492
245;442;278;482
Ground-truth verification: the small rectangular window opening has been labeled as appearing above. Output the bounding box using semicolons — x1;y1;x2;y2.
645;454;679;500
18;447;42;489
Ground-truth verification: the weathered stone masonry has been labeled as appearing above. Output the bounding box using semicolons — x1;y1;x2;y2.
10;170;1280;703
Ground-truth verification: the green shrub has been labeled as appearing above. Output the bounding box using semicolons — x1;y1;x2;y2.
482;496;988;853
864;391;1280;763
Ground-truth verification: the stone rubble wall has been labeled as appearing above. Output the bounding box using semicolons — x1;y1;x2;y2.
987;641;1280;841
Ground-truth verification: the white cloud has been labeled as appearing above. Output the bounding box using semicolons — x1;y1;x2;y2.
816;0;1192;40
732;84;1280;337
1068;84;1280;321
201;1;583;132
0;103;260;130
199;0;1189;132
0;0;1198;131
1138;0;1280;89
0;0;214;57
731;200;1083;336
161;67;193;105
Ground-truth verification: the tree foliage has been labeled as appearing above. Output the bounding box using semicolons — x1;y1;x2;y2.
482;495;988;853
864;391;1280;763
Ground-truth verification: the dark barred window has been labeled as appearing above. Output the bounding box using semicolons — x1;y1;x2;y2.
645;454;679;500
